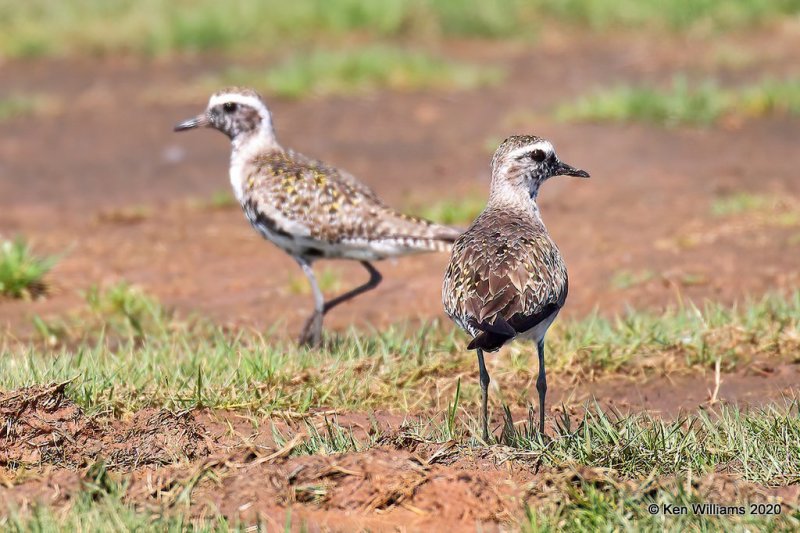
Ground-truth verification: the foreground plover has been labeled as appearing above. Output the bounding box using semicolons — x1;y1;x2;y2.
175;87;460;346
442;135;589;440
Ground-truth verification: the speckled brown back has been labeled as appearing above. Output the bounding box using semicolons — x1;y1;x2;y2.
442;206;567;348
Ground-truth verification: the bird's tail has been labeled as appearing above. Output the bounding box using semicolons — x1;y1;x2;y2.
382;211;463;253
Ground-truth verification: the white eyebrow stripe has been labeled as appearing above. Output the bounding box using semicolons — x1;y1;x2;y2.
208;93;269;113
508;140;554;160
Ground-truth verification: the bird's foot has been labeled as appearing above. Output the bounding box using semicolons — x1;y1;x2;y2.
298;314;323;348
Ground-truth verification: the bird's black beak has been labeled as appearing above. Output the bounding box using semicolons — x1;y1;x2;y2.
174;113;210;132
555;160;590;178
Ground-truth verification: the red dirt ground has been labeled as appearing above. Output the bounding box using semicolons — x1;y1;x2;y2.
2;384;798;530
2;27;800;529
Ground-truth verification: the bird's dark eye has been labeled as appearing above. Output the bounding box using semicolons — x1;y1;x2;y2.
530;149;546;162
223;102;238;113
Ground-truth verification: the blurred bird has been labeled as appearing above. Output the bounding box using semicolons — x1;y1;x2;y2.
442;135;589;440
175;87;460;346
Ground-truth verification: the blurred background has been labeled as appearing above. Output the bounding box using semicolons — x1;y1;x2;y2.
2;0;799;338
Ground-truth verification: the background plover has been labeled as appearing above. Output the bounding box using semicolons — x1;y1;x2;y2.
442;135;589;440
175;87;460;346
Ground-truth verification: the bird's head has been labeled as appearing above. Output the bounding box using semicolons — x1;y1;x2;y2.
490;135;589;200
174;87;277;145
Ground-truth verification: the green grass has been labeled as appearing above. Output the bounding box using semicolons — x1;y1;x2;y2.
218;46;503;99
410;194;486;226
190;190;237;211
610;269;654;290
3;491;237;532
539;0;800;32
0;238;57;299
556;77;800;127
710;192;800;227
2;0;798;58
288;267;343;295
4;288;799;417
501;402;800;483
712;192;778;217
4;290;800;529
523;476;800;532
0;94;49;121
0;0;538;58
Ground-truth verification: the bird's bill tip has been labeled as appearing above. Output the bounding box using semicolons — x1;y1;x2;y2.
556;161;590;178
173;114;209;132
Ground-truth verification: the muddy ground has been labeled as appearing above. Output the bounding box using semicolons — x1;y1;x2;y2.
2;27;800;529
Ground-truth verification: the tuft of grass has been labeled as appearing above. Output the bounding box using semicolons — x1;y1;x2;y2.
0;238;57;299
83;282;174;339
710;192;800;228
610;269;654;290
411;194;486;226
203;190;237;210
711;192;777;217
273;416;366;457
522;473;800;531
219;46;503;99
0;94;49;121
502;401;800;483
30;282;176;348
3;490;237;531
556;77;800;127
185;190;238;211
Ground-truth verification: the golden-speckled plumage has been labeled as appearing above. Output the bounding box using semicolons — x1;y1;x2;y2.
176;87;462;347
241;148;459;259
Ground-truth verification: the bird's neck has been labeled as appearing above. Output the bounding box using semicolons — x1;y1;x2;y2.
487;178;542;219
231;124;280;159
228;126;282;203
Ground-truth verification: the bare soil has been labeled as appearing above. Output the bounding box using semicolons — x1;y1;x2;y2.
2;27;800;529
2;383;799;530
0;384;800;531
0;383;210;470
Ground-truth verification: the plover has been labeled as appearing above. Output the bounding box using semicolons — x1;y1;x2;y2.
442;135;589;440
175;87;460;346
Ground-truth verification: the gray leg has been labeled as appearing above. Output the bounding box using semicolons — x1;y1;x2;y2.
297;260;382;347
476;348;491;442
322;261;382;314
536;338;547;434
296;257;324;347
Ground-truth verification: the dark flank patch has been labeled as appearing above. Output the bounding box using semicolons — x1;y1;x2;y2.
242;201;294;239
302;247;325;258
467;303;561;352
442;207;569;351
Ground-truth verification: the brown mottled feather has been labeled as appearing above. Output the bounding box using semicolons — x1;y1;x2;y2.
442;207;568;351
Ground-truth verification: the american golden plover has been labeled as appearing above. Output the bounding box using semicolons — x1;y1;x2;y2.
442;135;589;440
175;87;460;346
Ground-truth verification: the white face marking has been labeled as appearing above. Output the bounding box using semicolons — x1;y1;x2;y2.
506;140;554;162
208;92;276;139
208;93;270;116
214;92;280;201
